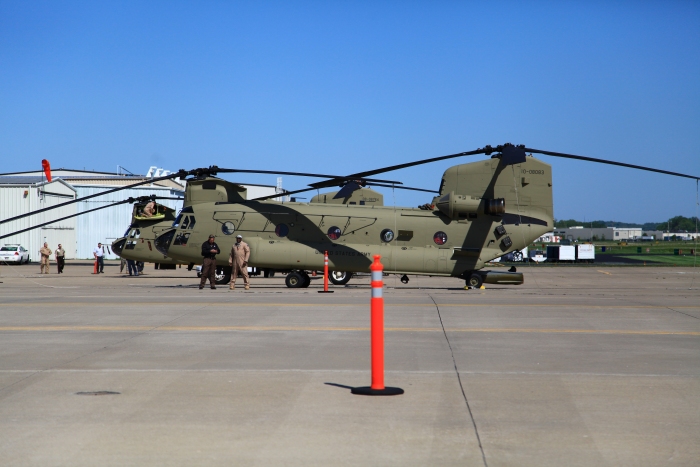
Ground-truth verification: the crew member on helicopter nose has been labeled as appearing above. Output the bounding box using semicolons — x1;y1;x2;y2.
229;234;250;290
199;234;220;290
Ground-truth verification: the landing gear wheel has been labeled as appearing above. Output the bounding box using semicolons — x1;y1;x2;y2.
329;271;353;286
215;266;232;285
285;271;305;288
300;271;311;288
466;273;483;289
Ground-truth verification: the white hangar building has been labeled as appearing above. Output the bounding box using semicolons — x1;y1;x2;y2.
0;167;281;260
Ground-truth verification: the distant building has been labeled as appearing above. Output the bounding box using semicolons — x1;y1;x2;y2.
553;226;645;241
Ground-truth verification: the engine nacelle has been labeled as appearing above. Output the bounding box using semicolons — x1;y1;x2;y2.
435;192;505;219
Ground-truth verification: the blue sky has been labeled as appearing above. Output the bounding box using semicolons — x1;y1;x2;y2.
1;1;698;223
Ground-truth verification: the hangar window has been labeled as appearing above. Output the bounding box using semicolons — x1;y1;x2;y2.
615;232;619;237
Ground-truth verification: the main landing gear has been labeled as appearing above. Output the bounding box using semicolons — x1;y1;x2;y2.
285;270;311;288
465;272;483;289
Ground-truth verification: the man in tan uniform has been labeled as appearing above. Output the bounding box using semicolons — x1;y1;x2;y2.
229;234;250;290
39;243;52;274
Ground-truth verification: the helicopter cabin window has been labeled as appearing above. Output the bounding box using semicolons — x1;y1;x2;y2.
275;224;289;238
359;201;365;205
327;226;342;240
349;202;356;205
433;231;448;245
173;232;190;246
221;222;236;235
380;229;394;242
202;181;217;190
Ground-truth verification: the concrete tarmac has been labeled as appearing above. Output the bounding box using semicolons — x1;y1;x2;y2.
0;261;698;466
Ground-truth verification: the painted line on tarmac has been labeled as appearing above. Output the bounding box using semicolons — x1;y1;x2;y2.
597;270;612;275
0;302;699;309
0;369;697;378
0;325;697;336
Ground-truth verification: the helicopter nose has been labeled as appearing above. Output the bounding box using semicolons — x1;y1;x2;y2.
112;238;126;256
154;229;176;256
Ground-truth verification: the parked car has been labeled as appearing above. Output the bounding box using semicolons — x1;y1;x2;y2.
0;244;30;264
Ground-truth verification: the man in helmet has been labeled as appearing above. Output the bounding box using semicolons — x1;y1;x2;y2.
229;234;250;290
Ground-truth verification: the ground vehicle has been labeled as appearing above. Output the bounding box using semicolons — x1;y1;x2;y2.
0;244;29;264
546;245;575;262
576;244;595;262
529;249;547;263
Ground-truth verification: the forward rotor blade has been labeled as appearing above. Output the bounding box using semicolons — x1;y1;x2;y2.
0;172;179;226
0;195;181;240
524;147;700;180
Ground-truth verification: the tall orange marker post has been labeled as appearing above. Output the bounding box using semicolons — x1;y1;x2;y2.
352;255;403;396
318;251;334;293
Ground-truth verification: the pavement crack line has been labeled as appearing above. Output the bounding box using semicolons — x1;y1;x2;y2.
429;294;488;467
665;306;700;320
0;302;216;395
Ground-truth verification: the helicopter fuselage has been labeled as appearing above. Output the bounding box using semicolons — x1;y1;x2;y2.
155;157;554;279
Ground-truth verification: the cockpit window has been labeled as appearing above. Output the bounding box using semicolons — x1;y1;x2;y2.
188;216;196;229
173;213;183;228
181;216;190;229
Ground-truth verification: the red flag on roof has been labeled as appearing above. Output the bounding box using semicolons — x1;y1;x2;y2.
42;159;52;182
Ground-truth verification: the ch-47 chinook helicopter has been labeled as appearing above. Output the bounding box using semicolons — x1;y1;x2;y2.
111;178;387;283
149;144;698;289
2;144;697;289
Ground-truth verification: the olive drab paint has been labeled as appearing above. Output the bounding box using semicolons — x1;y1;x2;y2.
153;156;554;281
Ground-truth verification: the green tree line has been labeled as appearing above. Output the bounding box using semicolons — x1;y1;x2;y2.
554;216;699;232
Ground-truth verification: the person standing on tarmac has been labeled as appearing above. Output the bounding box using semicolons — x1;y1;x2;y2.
93;243;105;273
229;234;250;290
55;244;65;274
200;234;220;290
39;243;52;274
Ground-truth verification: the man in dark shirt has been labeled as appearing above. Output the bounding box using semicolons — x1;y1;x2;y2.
199;234;220;290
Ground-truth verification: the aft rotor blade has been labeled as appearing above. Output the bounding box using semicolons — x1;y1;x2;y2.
252;187;314;201
366;183;440;194
0;173;178;226
216;168;402;185
524;147;700;180
347;147;489;179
